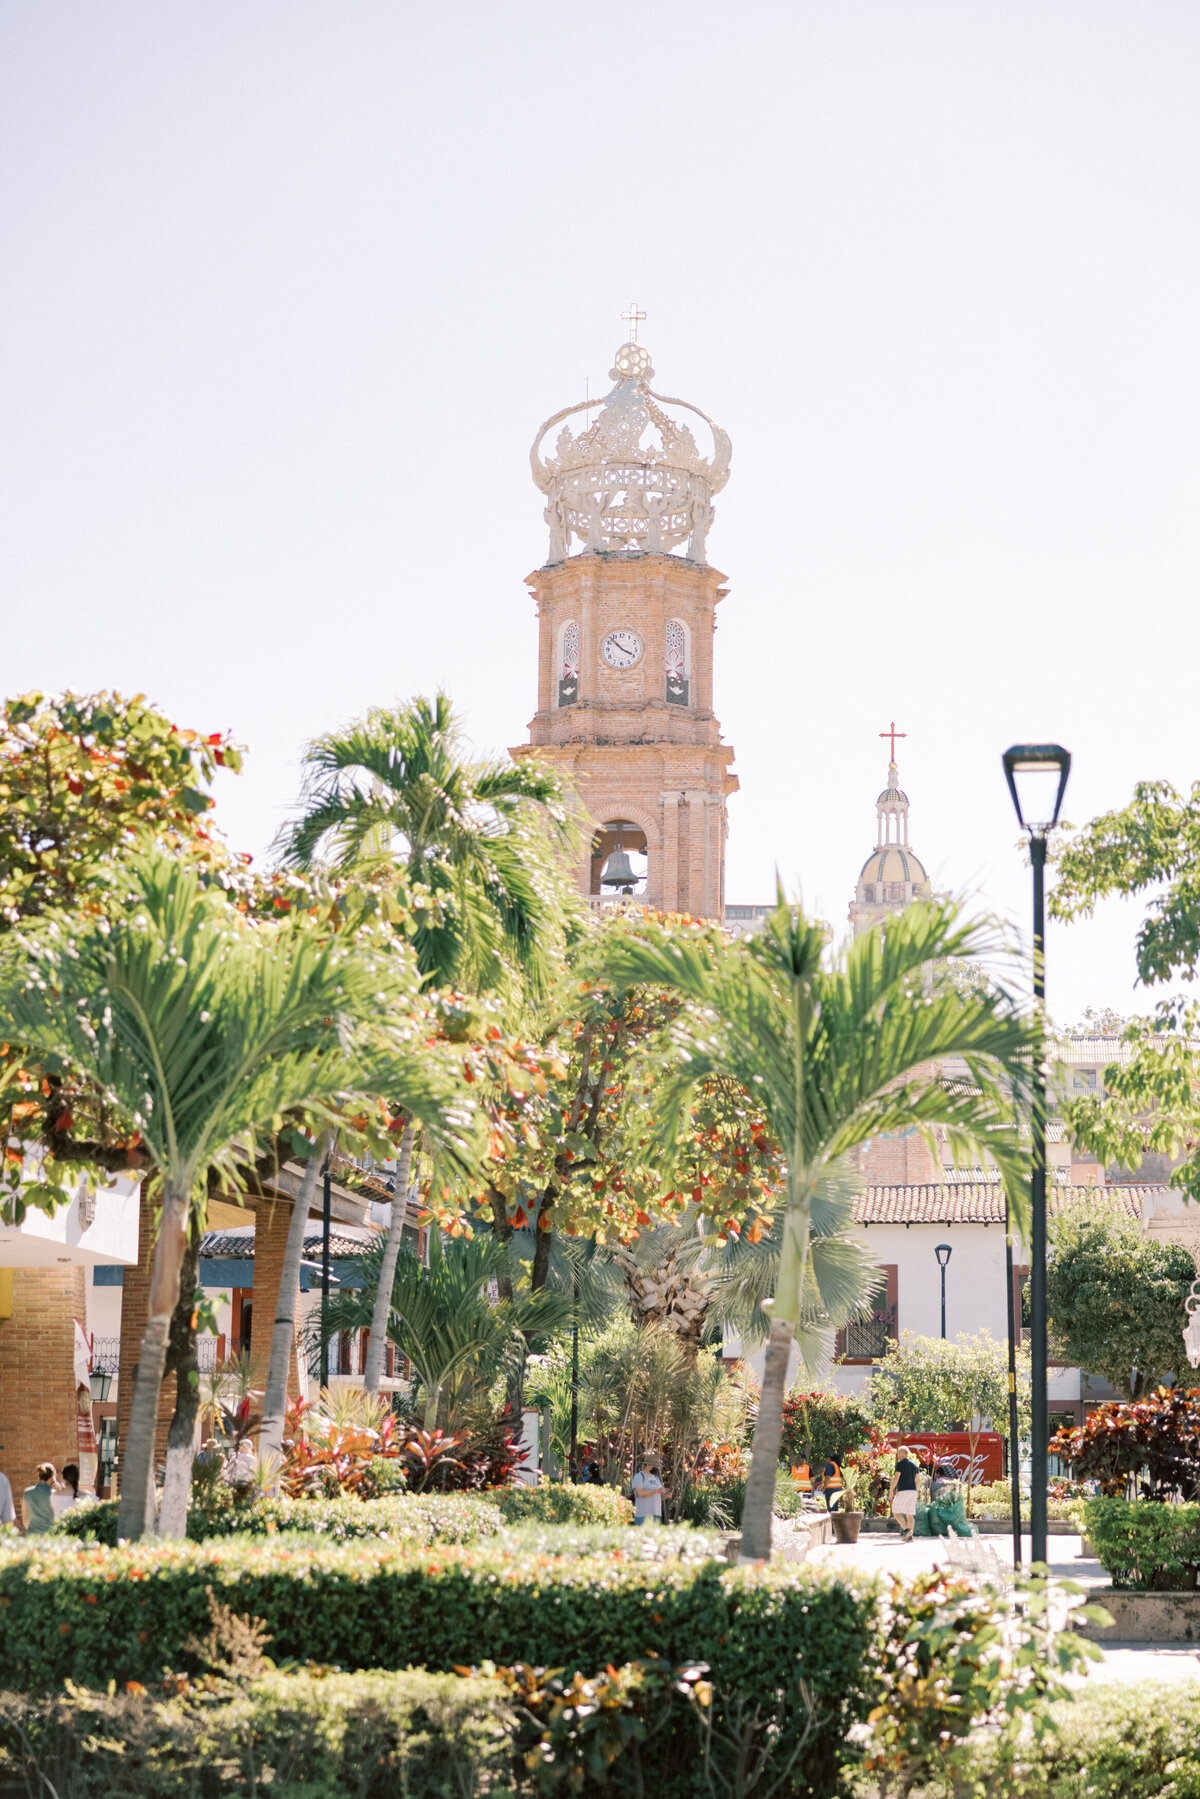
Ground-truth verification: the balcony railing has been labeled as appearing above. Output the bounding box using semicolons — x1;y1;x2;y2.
840;1304;898;1360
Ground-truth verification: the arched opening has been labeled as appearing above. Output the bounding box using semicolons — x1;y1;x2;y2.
590;819;648;898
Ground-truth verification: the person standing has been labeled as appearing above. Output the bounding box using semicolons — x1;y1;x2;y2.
631;1455;666;1526
820;1457;844;1513
889;1447;920;1542
0;1468;15;1532
22;1464;58;1535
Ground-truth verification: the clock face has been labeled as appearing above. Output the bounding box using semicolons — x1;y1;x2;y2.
601;628;643;670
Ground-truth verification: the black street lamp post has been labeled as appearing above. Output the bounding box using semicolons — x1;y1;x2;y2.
1003;743;1071;1572
320;1152;333;1392
1004;1198;1023;1568
934;1243;952;1338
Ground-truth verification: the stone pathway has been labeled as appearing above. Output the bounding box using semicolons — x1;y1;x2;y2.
804;1529;1200;1685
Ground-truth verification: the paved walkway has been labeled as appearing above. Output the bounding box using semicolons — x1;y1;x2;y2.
805;1529;1200;1686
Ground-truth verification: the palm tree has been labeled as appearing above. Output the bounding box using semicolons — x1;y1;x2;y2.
601;893;1034;1560
274;693;576;1398
0;854;467;1539
317;1229;572;1430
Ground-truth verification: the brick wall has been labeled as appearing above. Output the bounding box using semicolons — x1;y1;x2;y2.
0;1263;87;1491
860;1129;940;1186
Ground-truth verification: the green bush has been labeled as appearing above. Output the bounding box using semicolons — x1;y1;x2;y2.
0;1667;518;1798
499;1523;723;1563
968;1479;1079;1524
55;1490;503;1548
779;1388;873;1471
493;1480;632;1529
0;1537;878;1796
677;1473;746;1529
1081;1495;1200;1590
902;1679;1200;1799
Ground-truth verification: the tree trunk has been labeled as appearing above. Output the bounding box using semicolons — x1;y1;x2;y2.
364;1123;413;1394
117;1183;191;1542
157;1231;202;1538
530;1188;555;1290
738;1316;795;1563
259;1135;331;1474
489;1186;524;1418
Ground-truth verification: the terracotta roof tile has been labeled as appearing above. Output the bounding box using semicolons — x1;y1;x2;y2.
852;1184;1168;1225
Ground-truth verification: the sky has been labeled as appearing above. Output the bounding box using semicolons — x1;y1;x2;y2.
3;3;1198;1026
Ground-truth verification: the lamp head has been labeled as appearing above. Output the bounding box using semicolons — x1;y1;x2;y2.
934;1242;953;1268
1002;744;1071;835
88;1367;112;1404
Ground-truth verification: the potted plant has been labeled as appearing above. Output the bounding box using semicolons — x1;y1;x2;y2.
830;1461;866;1544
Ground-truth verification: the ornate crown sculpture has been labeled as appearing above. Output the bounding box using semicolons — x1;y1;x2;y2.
530;341;731;566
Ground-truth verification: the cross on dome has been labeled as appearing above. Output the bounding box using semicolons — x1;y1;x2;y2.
621;301;647;344
879;720;906;763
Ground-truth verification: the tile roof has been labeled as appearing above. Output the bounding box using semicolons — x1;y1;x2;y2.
200;1229;375;1260
853;1184;1168;1225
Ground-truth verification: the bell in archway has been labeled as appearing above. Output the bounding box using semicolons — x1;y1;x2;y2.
600;844;638;892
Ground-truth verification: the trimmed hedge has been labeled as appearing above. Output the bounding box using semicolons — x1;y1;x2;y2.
0;1668;517;1798
917;1679;1200;1799
55;1490;503;1548
493;1480;633;1529
0;1538;877;1795
1081;1494;1200;1590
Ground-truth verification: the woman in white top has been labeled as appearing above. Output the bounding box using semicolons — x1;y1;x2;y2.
631;1455;666;1525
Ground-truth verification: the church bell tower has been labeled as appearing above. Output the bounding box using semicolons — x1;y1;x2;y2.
512;328;737;920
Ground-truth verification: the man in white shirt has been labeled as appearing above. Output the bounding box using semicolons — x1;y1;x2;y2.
631;1455;666;1525
0;1469;15;1531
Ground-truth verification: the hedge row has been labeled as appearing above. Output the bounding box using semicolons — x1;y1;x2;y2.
0;1668;517;1799
493;1479;633;1529
915;1678;1200;1799
0;1538;877;1794
56;1490;503;1548
1081;1495;1200;1590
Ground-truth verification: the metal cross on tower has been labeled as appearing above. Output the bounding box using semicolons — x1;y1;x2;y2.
621;301;647;344
879;721;906;763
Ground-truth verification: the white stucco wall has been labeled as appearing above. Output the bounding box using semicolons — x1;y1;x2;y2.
0;1172;140;1268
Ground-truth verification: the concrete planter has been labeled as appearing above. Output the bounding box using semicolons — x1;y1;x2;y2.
1078;1590;1200;1643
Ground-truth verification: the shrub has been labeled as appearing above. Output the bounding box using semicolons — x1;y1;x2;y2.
1081;1495;1200;1590
494;1480;633;1529
55;1490;504;1548
968;1479;1079;1525
779;1387;873;1471
1050;1384;1200;1499
0;1667;518;1798
677;1473;746;1529
917;1678;1200;1799
0;1536;878;1794
860;1567;1106;1796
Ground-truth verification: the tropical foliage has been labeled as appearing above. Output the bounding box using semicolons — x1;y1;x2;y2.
865;1329;1032;1496
1047;1199;1196;1398
1050;1385;1200;1500
0;853;468;1538
317;1230;570;1428
600;893;1035;1559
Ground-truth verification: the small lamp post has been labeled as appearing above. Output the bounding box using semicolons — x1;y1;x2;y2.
934;1243;952;1338
1002;742;1071;1573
